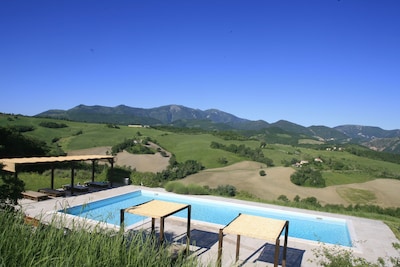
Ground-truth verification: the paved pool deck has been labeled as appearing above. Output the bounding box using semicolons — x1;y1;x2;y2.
18;185;399;267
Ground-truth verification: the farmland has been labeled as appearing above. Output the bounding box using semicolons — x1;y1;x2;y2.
1;113;400;208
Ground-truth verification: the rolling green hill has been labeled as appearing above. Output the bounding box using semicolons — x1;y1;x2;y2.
2;113;400;184
34;104;400;154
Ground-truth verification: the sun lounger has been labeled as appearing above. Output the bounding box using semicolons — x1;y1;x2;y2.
62;184;89;192
22;190;49;201
38;188;66;197
84;181;110;188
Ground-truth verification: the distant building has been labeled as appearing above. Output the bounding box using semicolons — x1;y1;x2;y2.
314;158;323;163
294;160;309;167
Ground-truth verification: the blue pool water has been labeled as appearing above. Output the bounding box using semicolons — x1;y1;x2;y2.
64;190;352;246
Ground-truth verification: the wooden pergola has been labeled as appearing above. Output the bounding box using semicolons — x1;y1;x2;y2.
217;213;289;267
120;199;191;250
0;155;114;195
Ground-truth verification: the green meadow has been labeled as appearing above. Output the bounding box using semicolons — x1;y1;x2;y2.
2;113;400;186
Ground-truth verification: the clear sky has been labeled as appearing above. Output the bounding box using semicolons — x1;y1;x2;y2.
1;0;399;130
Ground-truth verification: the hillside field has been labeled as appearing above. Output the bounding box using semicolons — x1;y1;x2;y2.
180;161;400;207
2;114;400;207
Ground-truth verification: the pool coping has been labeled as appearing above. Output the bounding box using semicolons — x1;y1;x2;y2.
18;185;399;266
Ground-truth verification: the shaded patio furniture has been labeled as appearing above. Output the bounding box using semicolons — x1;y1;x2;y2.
62;184;89;192
217;213;289;267
22;190;49;201
38;188;66;197
120;199;191;251
84;181;110;188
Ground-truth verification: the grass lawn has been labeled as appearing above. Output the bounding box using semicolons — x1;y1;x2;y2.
336;187;377;204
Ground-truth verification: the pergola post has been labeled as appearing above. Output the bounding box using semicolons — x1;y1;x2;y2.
109;159;114;187
91;160;95;182
70;165;75;195
51;165;55;189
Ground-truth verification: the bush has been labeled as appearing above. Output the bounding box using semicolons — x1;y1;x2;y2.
259;170;266;176
165;181;178;192
0;171;25;209
172;183;189;194
290;167;326;188
164;181;188;194
217;157;228;165
301;197;322;208
187;184;209;195
277;195;289;202
39;121;68;128
215;185;236;197
309;243;400;267
106;167;131;184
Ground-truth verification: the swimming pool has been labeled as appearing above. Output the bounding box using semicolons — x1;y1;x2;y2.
64;190;352;246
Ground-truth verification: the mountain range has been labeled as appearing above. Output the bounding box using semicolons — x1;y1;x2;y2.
36;104;400;154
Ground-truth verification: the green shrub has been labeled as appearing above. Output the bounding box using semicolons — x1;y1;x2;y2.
309;243;400;267
214;184;236;197
164;181;189;194
290;167;326;188
164;181;177;192
39;121;68;128
187;184;209;195
172;182;189;194
277;195;289;202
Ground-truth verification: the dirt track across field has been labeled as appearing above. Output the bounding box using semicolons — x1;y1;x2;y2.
68;148;400;207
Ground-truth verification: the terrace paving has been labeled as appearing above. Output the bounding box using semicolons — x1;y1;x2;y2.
18;185;399;267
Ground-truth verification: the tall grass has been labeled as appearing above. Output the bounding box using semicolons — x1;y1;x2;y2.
19;168;109;191
0;210;199;267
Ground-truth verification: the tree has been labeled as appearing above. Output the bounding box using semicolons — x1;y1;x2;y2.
0;126;49;157
0;164;25;210
290;167;326;188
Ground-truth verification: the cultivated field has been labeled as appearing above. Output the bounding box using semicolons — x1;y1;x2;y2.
180;161;400;207
69;147;400;207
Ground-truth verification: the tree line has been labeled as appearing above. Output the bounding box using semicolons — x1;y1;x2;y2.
210;141;274;166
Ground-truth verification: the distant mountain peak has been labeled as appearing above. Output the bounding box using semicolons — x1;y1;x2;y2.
34;103;400;153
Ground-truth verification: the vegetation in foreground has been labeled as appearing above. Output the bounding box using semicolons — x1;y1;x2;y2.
310;242;400;267
1;208;399;267
0;210;198;267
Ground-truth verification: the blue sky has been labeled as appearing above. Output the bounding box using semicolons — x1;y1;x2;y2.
1;0;399;130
